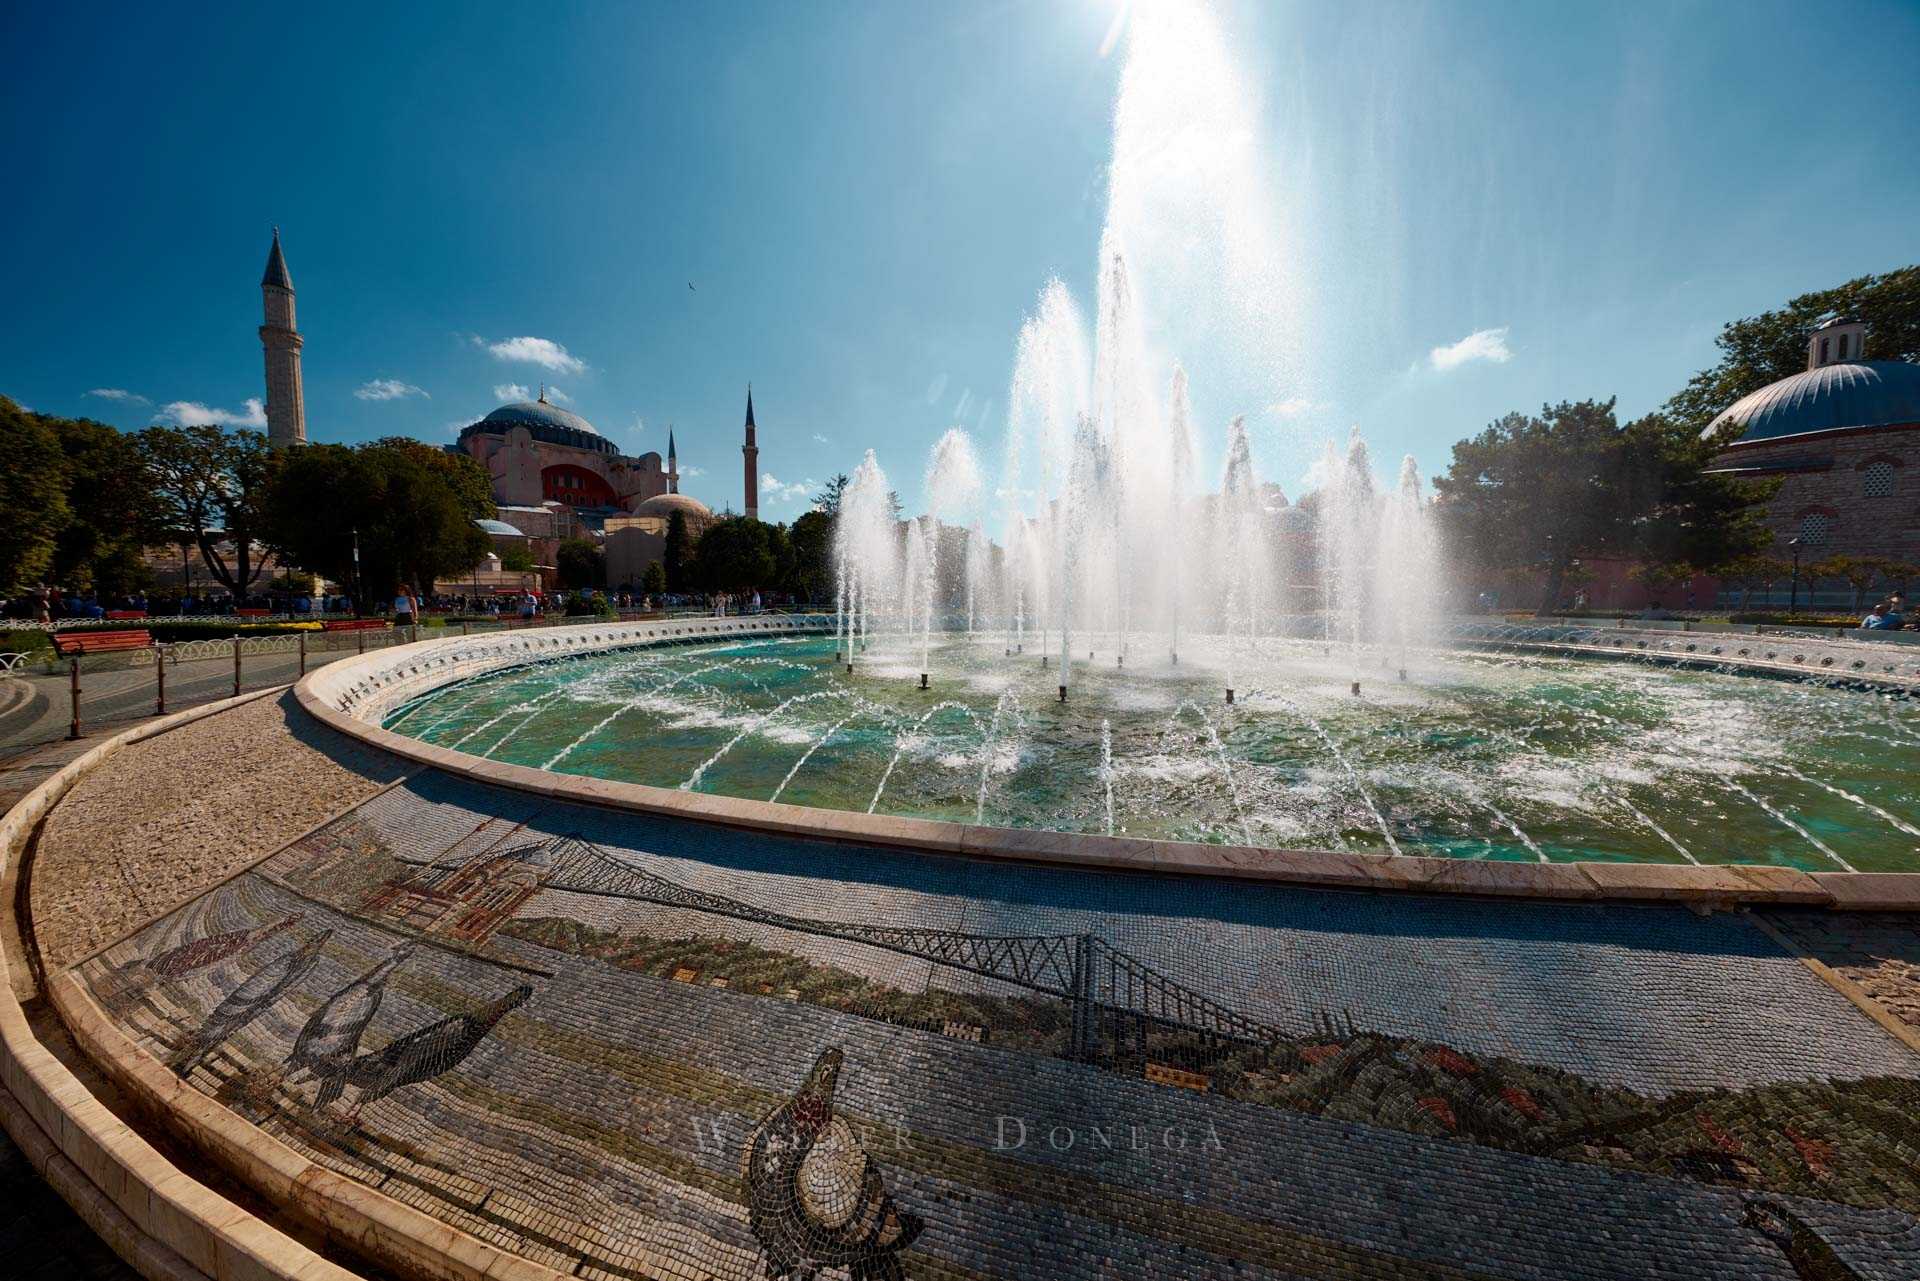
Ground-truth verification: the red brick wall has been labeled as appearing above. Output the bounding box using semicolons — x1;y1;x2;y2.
1712;423;1920;564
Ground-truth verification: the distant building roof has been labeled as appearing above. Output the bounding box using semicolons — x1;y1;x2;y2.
459;394;616;456
474;518;526;536
631;492;714;521
1708;360;1920;446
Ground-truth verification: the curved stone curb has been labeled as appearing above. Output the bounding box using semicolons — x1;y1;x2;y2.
294;620;1920;910
0;687;372;1281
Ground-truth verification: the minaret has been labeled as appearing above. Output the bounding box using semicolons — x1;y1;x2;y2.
742;385;760;521
259;228;306;447
667;427;679;494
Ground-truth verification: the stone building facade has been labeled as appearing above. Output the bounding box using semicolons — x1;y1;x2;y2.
1706;318;1920;569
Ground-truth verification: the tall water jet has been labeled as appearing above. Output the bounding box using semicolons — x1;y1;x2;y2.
1377;455;1439;681
833;451;899;672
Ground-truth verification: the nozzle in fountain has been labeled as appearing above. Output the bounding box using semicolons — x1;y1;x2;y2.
1225;688;1235;705
1170;651;1178;665
1040;655;1048;669
1117;654;1124;667
846;662;854;674
919;673;929;691
1350;681;1362;696
1398;668;1407;682
1058;684;1068;703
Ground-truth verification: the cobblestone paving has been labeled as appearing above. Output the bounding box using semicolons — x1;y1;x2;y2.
63;762;1920;1280
31;690;410;966
1763;909;1920;1035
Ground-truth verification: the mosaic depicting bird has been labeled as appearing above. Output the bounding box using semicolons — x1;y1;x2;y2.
286;940;415;1109
144;914;304;980
337;982;534;1125
168;930;332;1077
742;1046;924;1281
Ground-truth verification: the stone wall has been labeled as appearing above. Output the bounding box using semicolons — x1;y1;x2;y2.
1713;422;1920;564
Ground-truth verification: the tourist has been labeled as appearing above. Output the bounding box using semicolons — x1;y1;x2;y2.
394;588;417;629
519;592;538;621
1862;602;1897;630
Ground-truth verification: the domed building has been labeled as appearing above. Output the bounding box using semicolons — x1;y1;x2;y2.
1706;318;1920;566
455;389;677;513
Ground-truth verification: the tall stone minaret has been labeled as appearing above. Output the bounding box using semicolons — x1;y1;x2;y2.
667;427;679;494
259;228;306;447
742;385;759;521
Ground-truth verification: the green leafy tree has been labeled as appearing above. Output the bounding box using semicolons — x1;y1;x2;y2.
785;510;833;601
1810;554;1898;611
640;560;667;596
47;415;159;596
1621;412;1776;579
556;537;604;589
139;424;276;598
1669;266;1920;443
692;516;777;594
499;545;535;572
812;473;850;516
663;510;692;590
0;397;70;594
261;439;493;605
1719;554;1792;609
1435;401;1645;615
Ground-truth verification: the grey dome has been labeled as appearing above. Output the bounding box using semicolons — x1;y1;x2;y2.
460;399;615;455
1707;360;1920;445
474;518;526;536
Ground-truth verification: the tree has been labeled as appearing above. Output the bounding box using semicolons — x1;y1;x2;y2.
1435;400;1645;615
785;510;833;601
1719;554;1792;609
1436;399;1774;615
1810;554;1897;611
1626;562;1690;609
663;510;692;590
499;544;534;572
640;561;667;596
692;517;777;594
47;414;160;596
0;397;70;594
556;537;604;589
812;473;850;516
138;424;276;598
261;439;493;604
1668;266;1920;442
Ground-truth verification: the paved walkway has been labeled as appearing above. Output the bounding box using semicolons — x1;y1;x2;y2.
15;693;1920;1279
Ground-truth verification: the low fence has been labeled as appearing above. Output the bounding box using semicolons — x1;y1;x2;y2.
0;616;603;751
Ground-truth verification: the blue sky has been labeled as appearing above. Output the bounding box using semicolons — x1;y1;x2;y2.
3;0;1917;520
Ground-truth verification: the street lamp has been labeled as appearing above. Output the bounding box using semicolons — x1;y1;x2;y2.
1786;537;1802;616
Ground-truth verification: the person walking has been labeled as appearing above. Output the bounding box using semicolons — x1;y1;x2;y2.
393;587;417;631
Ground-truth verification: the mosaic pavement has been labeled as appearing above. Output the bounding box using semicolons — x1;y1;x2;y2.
68;768;1920;1280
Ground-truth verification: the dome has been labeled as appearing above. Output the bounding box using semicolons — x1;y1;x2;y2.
459;398;616;456
1707;360;1920;446
631;492;713;520
474;518;526;536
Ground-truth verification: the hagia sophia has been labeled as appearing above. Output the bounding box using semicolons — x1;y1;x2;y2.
259;230;757;591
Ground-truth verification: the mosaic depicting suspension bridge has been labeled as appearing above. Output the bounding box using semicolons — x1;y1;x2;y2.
73;770;1920;1279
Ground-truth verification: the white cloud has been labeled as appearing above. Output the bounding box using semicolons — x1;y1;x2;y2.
681;465;706;477
1428;327;1513;372
354;378;428;401
153;398;267;428
86;387;150;405
544;384;573;405
485;335;586;374
761;471;813;503
492;383;532;403
811;432;830;445
1267;396;1326;418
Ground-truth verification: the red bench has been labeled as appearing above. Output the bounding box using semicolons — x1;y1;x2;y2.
321;619;391;632
52;629;153;657
235;608;272;618
104;609;147;620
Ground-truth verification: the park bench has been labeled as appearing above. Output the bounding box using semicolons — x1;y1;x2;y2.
104;609;147;620
51;629;153;657
321;619;391;632
235;607;272;618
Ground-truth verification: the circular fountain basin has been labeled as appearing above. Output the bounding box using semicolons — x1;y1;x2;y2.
372;625;1920;873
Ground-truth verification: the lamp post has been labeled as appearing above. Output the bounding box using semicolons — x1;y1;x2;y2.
1786;537;1802;616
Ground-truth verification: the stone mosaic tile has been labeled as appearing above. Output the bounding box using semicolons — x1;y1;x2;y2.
70;768;1920;1280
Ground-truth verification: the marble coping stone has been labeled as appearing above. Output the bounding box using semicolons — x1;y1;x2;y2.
291;621;1920;910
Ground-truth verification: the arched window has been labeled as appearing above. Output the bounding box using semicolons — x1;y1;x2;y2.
1863;461;1896;498
1797;513;1832;546
1818;337;1830;365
